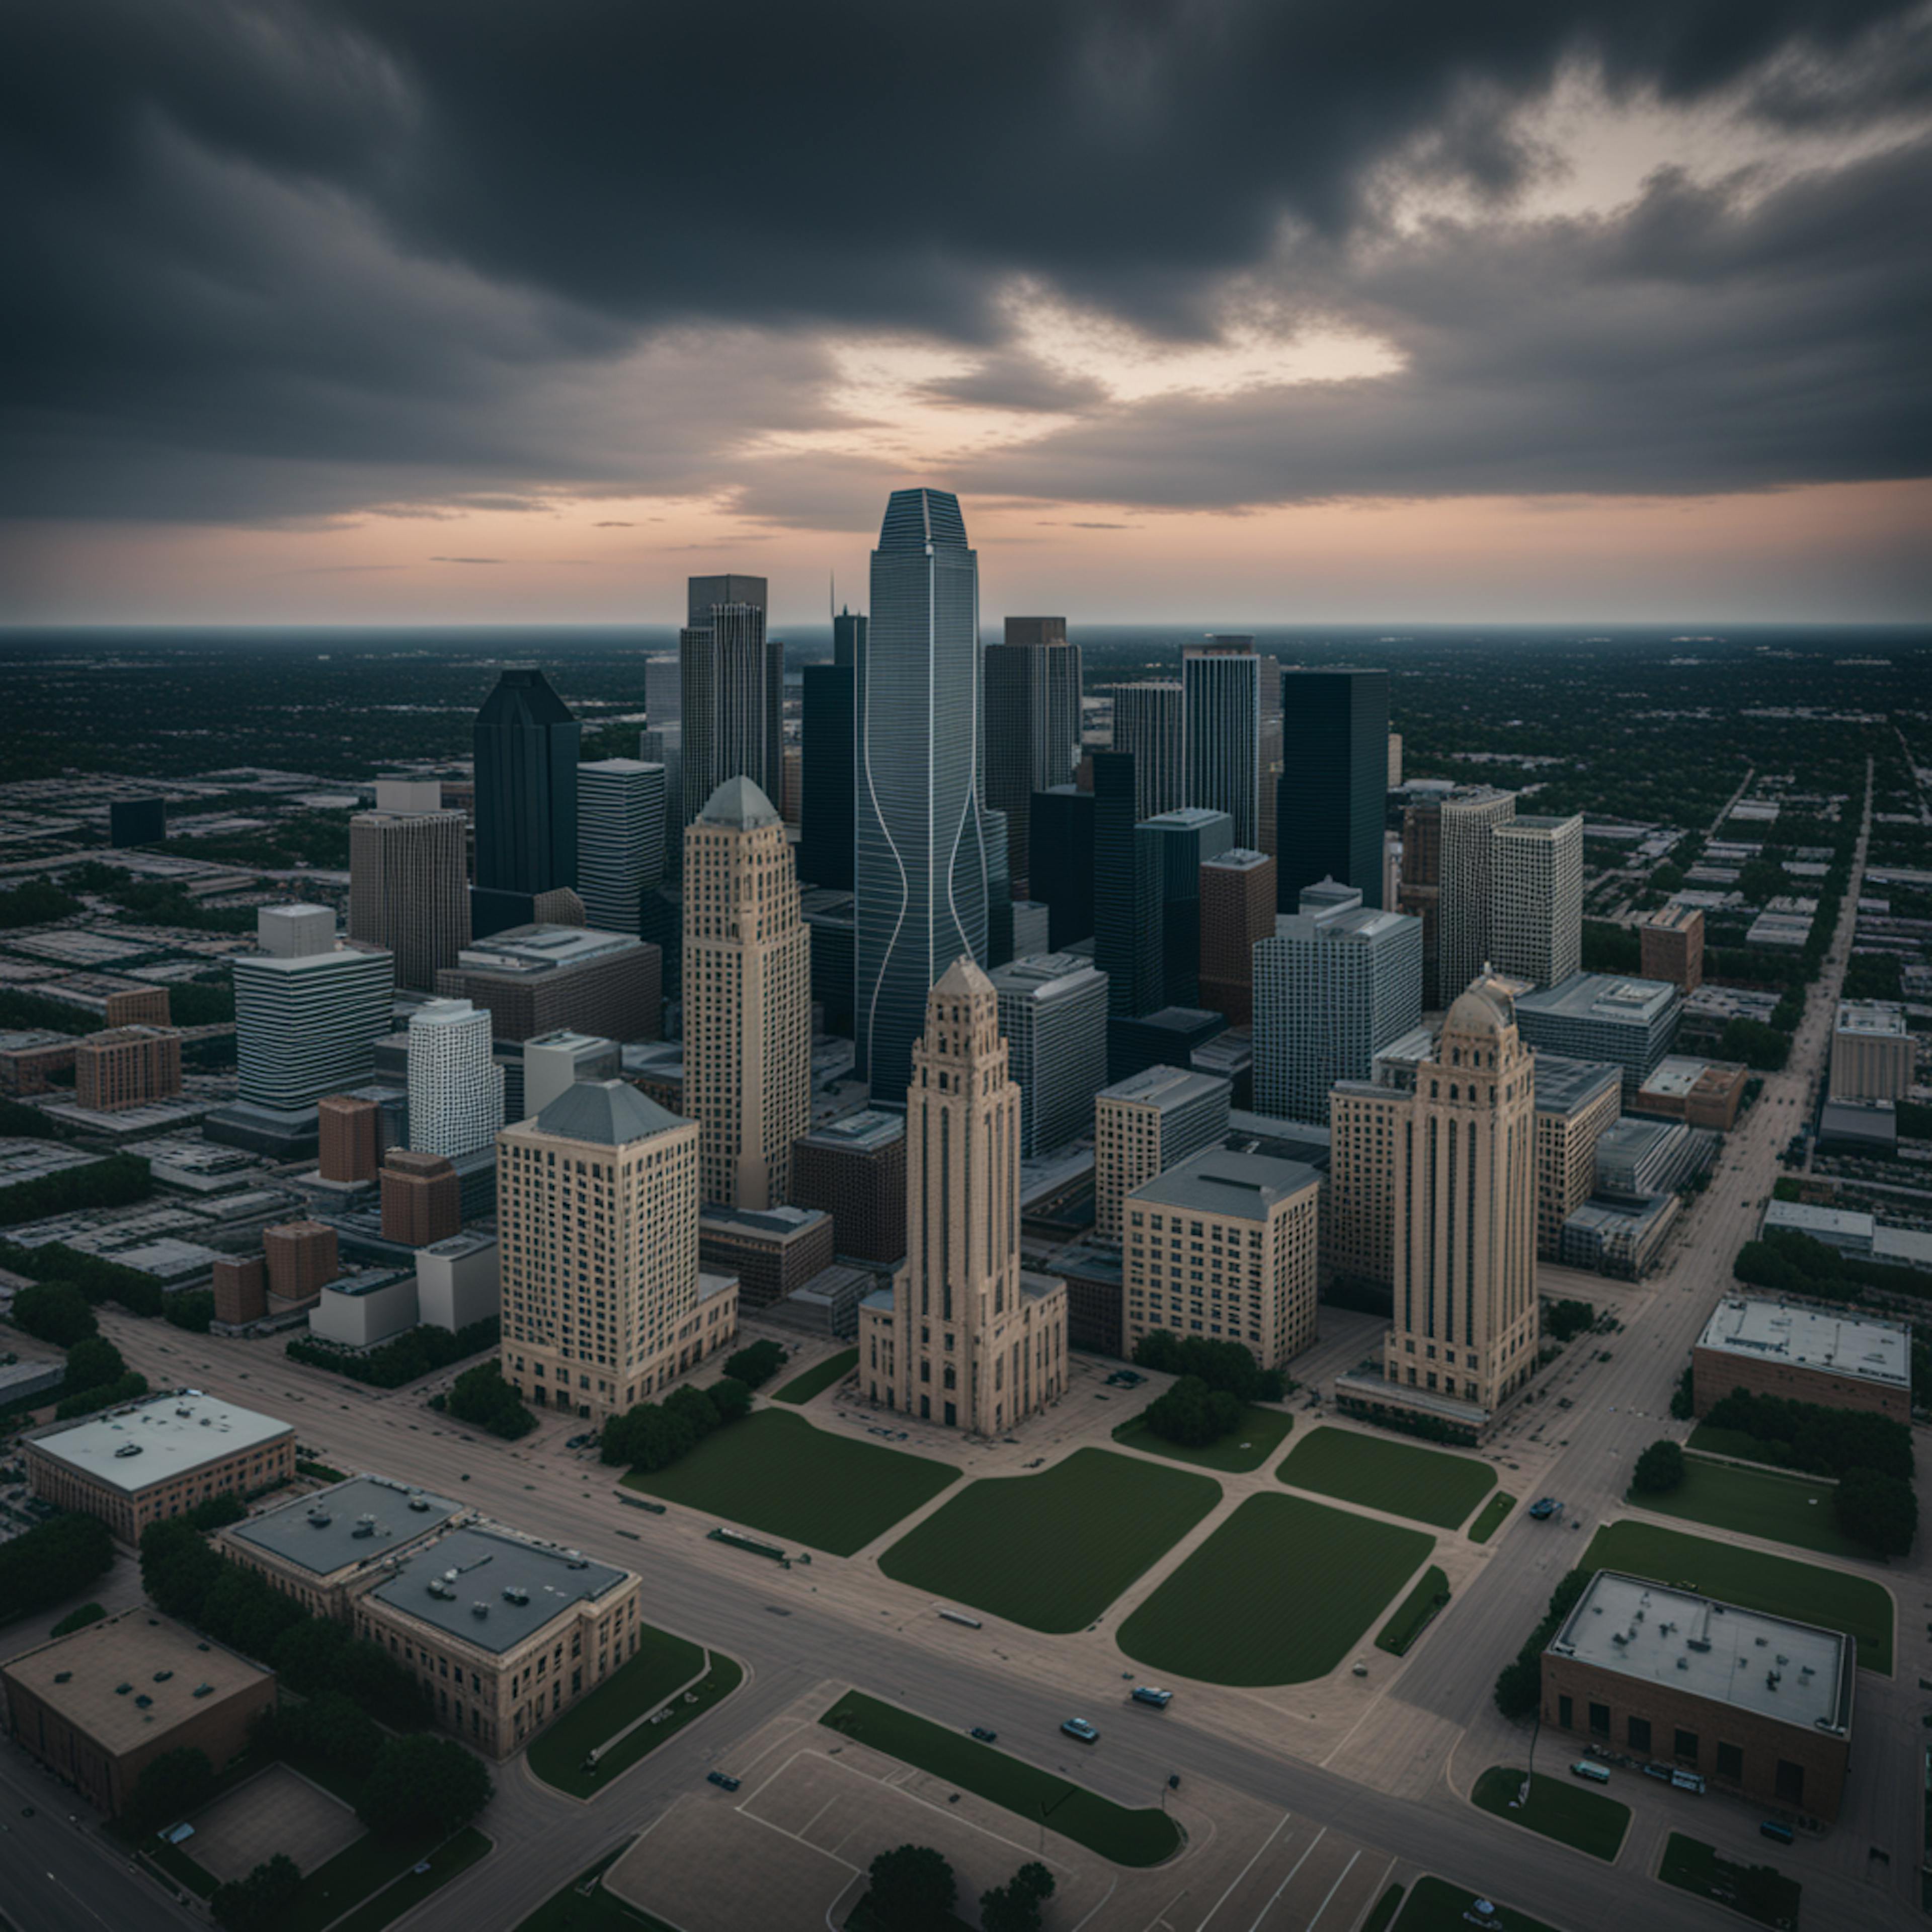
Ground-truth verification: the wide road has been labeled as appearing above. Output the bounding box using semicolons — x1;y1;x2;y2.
68;762;1920;1932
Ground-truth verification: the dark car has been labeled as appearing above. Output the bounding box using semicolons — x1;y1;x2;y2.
970;1726;997;1743
706;1771;741;1792
1061;1718;1099;1744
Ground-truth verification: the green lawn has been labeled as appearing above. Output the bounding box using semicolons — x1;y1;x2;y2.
1111;1404;1292;1473
771;1347;859;1405
1471;1767;1629;1862
1688;1422;1776;1463
1362;1885;1404;1932
1118;1493;1434;1684
820;1691;1181;1867
878;1447;1220;1632
283;1825;456;1932
1375;1565;1450;1656
1469;1493;1516;1544
1659;1834;1801;1929
623;1408;957;1556
1277;1426;1495;1529
1632;1456;1873;1560
1582;1520;1894;1673
515;1850;678;1932
330;1829;492;1932
528;1625;740;1797
1392;1877;1556;1932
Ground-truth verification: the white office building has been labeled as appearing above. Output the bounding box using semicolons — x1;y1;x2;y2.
407;998;504;1159
1491;814;1584;988
576;758;666;937
232;906;394;1112
1437;787;1518;1005
1182;641;1261;849
988;953;1110;1157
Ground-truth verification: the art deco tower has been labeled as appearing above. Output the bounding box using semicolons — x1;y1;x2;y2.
859;960;1067;1434
1383;975;1538;1419
682;777;811;1210
854;489;988;1106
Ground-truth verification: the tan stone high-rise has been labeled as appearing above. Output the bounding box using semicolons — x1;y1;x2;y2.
682;777;811;1210
498;1081;738;1424
859;960;1067;1436
1381;976;1538;1421
349;780;471;992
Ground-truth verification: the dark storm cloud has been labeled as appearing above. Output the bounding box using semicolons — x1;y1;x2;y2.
1;0;1927;522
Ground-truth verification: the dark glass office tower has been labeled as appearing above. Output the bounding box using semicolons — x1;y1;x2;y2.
854;489;988;1106
1093;751;1161;1018
1276;668;1389;911
799;618;857;892
680;574;783;823
471;668;580;938
1030;785;1095;951
982;617;1081;895
1137;807;1234;1006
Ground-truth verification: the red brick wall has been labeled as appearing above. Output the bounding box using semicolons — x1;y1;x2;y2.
1692;1345;1908;1423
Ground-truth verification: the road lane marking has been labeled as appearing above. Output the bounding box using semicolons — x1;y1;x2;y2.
1301;1846;1362;1929
1198;1811;1294;1930
1245;1824;1327;1932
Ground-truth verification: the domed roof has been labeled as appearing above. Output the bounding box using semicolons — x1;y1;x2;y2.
1445;976;1515;1036
698;775;779;828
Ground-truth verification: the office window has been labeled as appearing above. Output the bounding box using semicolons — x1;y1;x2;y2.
1557;1695;1573;1730
1715;1742;1743;1782
1627;1717;1651;1753
1673;1729;1699;1762
1587;1702;1609;1738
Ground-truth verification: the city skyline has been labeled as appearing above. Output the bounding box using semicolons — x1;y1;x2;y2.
4;5;1927;625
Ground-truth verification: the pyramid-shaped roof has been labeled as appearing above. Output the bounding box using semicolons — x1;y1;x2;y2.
699;775;780;828
535;1079;685;1146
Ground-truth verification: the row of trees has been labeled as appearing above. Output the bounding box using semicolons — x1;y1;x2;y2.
1131;1331;1289;1404
601;1375;752;1471
287;1315;501;1390
1701;1387;1913;1483
1142;1375;1247;1447
0;1511;113;1625
0;1153;152;1231
1541;1297;1597;1344
1494;1568;1588;1720
863;1844;1055;1932
443;1360;534;1438
1735;1229;1932;1309
0;1237;170;1315
55;1332;148;1419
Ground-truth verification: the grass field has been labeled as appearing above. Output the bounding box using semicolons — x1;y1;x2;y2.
515;1850;677;1932
331;1829;492;1932
1688;1423;1778;1463
771;1347;858;1406
819;1691;1182;1867
1659;1834;1801;1929
1118;1493;1434;1684
878;1447;1220;1633
1471;1767;1629;1862
623;1409;957;1556
1469;1493;1516;1544
1375;1565;1450;1656
1276;1427;1495;1529
1631;1456;1871;1560
1392;1878;1556;1932
1362;1886;1404;1932
1582;1521;1894;1673
528;1627;742;1798
1110;1404;1292;1473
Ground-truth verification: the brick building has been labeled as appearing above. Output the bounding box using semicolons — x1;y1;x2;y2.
1542;1571;1853;1821
1639;903;1705;993
0;1030;75;1096
1693;1296;1910;1421
381;1149;463;1247
262;1219;339;1308
697;1203;835;1311
73;1026;183;1112
24;1392;295;1543
434;924;661;1044
103;986;172;1028
1635;1056;1748;1132
211;1254;267;1326
789;1110;907;1266
1;1611;275;1817
318;1093;381;1183
1197;848;1276;1026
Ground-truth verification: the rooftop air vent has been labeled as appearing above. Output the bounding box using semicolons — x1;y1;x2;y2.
53;1672;71;1685
471;1601;489;1619
408;1497;431;1512
503;1586;529;1605
192;1684;213;1699
134;1694;152;1708
153;1671;172;1683
114;1444;142;1459
308;1511;331;1527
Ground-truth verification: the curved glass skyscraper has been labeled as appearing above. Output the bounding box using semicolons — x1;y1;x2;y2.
855;488;988;1106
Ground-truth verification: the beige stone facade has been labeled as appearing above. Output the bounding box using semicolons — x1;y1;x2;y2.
104;987;172;1028
1534;1059;1623;1258
498;1080;738;1423
1829;1001;1913;1102
682;778;811;1211
1380;977;1539;1419
858;960;1067;1435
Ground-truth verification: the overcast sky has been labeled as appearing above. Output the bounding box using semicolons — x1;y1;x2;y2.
4;0;1928;624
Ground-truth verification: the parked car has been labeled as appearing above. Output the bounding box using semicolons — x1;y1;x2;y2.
1131;1686;1172;1709
706;1771;741;1791
1060;1718;1099;1744
970;1726;997;1742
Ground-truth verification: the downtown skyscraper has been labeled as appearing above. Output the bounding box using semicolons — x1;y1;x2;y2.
982;616;1082;894
1110;680;1184;821
471;669;581;939
854;489;989;1107
679;574;784;824
799;608;862;892
1275;667;1389;911
1182;639;1260;848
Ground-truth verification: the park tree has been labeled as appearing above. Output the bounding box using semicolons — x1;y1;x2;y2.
982;1861;1057;1932
722;1339;786;1389
61;1334;127;1398
10;1281;97;1347
211;1854;301;1932
445;1360;535;1439
1632;1440;1686;1495
1835;1468;1917;1558
866;1844;957;1932
0;1512;113;1624
357;1735;494;1839
708;1375;754;1424
122;1747;214;1834
664;1383;721;1440
1142;1375;1243;1447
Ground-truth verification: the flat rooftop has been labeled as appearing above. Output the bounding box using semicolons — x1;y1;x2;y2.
451;925;641;975
699;1203;830;1243
989;954;1106;997
1698;1296;1908;1392
1639;1055;1723;1099
1129;1146;1321;1222
1644;904;1703;933
0;1610;271;1755
800;1109;904;1152
1204;847;1270;872
1099;1065;1230;1111
367;1524;632;1655
1550;1571;1852;1736
30;1392;292;1493
1762;1199;1873;1242
227;1474;462;1576
1533;1052;1623;1115
1516;974;1678;1025
1835;1000;1907;1038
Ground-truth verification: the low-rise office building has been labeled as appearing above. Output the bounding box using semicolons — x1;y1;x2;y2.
1639;903;1705;993
1829;1000;1913;1102
1533;1054;1624;1258
697;1203;836;1311
0;1610;276;1817
1122;1148;1321;1367
351;1522;643;1758
1635;1056;1749;1131
1093;1065;1232;1246
1513;973;1681;1096
417;1232;500;1331
74;1026;182;1113
789;1110;906;1266
24;1392;296;1542
1594;1115;1708;1200
309;1267;420;1349
1542;1571;1853;1821
220;1474;464;1617
434;924;661;1045
0;1029;76;1096
1694;1296;1910;1421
